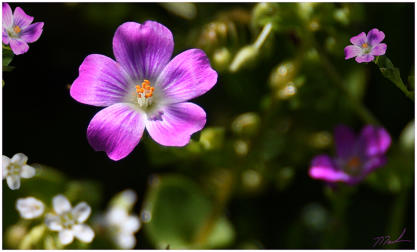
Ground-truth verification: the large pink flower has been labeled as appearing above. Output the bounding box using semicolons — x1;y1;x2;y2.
70;21;218;161
2;3;44;55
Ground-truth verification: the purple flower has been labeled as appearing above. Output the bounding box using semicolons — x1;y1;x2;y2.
309;125;391;185
344;28;387;63
2;3;44;55
70;21;218;161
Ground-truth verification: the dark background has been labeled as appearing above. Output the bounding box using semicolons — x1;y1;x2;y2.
2;3;415;249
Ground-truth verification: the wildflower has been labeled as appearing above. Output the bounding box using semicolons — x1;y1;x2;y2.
344;28;387;63
45;195;94;245
70;21;217;161
2;3;44;55
3;153;36;190
309;125;391;185
104;207;141;249
16;197;44;219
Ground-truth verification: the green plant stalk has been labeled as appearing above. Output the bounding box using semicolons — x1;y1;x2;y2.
385;190;408;249
374;56;414;101
311;38;381;125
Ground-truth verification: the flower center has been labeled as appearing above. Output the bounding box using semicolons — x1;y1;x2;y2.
135;79;154;108
7;163;21;176
361;43;368;48
344;156;362;175
60;212;76;229
13;25;21;34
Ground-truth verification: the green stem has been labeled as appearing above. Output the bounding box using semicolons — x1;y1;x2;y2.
312;38;381;125
385;190;409;249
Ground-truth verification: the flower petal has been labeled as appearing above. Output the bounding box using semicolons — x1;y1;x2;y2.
20;22;43;43
350;32;367;47
112;21;173;81
59;229;74;245
358;125;391;157
13;7;33;29
362;155;387;174
3;155;11;178
116;233;136;249
53;195;72;214
9;39;29;55
45;214;63;231
70;54;131;107
344;45;361;60
124;216;141;233
3;3;13;28
7;175;21;190
3;30;10;45
72;202;91;223
73;224;94;243
370;43;387;56
156;49;218;104
355;54;374;63
11;153;28;166
367;28;385;47
334;125;357;159
146;102;206;146
16;197;44;219
87;103;146;161
20;165;35;178
309;155;351;182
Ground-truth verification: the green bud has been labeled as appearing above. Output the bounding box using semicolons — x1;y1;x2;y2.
229;45;258;72
399;120;414;152
231;112;261;137
199;127;225;150
6;224;27;248
212;47;231;72
241;169;263;191
269;61;296;88
309;131;332;149
252;2;278;28
334;7;350;26
19;225;46;249
234;139;249;156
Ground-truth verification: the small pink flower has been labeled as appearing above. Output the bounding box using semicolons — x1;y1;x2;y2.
344;28;387;63
2;3;44;55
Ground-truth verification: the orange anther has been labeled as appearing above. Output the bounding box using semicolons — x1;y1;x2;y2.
13;25;21;34
150;87;155;91
362;43;368;48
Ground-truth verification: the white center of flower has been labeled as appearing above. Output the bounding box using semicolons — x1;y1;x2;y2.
7;25;21;38
135;79;154;108
6;163;21;176
60;211;76;229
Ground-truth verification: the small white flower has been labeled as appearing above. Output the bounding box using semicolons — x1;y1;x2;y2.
44;195;94;245
16;197;45;219
105;207;141;249
3;153;36;190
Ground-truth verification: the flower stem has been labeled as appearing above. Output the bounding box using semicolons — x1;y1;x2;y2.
253;22;273;50
311;38;381;125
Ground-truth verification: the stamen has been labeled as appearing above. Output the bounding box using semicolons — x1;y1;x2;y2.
135;79;154;107
13;25;21;34
362;43;368;48
347;156;361;168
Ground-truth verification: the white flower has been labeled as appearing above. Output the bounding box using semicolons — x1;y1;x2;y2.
3;153;36;190
105;207;141;249
16;197;45;219
44;195;94;245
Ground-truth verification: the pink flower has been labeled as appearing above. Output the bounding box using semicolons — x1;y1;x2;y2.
70;21;218;161
344;28;387;63
309;125;391;185
2;3;44;55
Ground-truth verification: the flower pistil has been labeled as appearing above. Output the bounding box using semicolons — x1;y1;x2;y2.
135;79;155;107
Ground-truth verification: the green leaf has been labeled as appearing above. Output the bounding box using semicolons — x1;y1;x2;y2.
375;55;414;101
142;175;234;249
3;44;14;67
